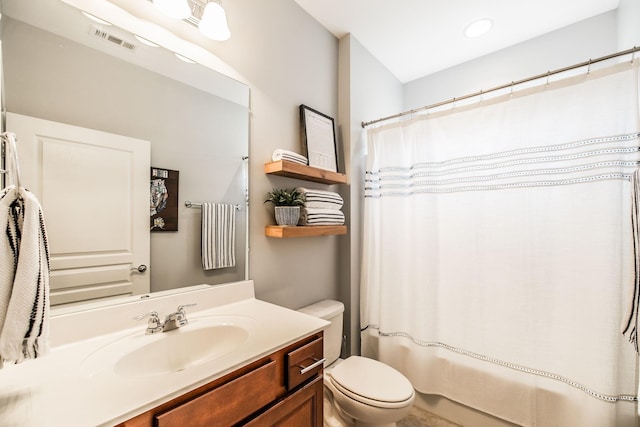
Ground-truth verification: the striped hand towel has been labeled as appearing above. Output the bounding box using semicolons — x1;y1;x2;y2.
0;186;50;368
299;208;345;226
623;169;640;353
272;149;308;165
297;187;343;210
201;203;236;270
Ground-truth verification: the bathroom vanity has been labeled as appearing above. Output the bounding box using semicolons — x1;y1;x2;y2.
0;281;328;426
118;333;324;426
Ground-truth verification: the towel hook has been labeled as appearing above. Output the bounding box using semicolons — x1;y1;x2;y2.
1;132;21;191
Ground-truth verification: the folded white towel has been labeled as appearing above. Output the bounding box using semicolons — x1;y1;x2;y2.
0;186;50;368
272;149;308;165
299;208;345;226
201;203;236;270
297;187;343;210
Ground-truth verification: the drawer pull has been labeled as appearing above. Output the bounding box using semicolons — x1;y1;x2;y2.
299;358;326;375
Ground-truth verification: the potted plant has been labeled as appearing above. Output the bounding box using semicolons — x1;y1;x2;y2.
265;188;306;226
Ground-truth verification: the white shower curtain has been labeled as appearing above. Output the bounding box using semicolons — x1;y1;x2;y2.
361;62;640;427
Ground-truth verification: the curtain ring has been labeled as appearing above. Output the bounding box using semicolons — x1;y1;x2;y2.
545;71;550;87
510;82;514;96
452;97;456;109
632;47;637;65
587;59;592;75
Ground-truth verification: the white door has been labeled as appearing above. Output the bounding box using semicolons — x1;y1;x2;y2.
6;112;150;306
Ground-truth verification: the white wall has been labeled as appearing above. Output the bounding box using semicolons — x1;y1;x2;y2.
404;11;619;111
618;0;640;50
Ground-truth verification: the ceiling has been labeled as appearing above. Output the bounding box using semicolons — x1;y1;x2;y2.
294;0;620;83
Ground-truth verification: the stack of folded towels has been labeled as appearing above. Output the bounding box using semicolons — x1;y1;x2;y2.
297;187;345;226
272;149;308;165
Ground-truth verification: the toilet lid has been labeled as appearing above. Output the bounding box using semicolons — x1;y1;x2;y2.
328;356;414;408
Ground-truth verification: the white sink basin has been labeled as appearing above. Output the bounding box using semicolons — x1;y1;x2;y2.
81;315;255;378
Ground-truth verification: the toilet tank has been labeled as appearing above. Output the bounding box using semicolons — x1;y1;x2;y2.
298;299;344;366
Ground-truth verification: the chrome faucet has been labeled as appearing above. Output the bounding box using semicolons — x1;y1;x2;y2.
162;304;196;332
134;304;197;334
134;311;163;335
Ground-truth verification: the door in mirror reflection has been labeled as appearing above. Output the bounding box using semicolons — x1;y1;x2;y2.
7;112;150;306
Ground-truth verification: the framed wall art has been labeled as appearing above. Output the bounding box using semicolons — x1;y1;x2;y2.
300;104;338;172
150;167;179;231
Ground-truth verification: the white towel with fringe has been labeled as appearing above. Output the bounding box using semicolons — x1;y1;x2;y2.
201;203;236;270
0;186;50;368
623;169;640;353
300;208;345;226
272;149;308;165
297;187;344;210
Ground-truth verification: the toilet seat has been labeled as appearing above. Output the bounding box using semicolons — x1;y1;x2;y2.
327;356;414;409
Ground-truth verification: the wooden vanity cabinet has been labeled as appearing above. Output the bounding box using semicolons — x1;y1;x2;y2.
117;332;324;427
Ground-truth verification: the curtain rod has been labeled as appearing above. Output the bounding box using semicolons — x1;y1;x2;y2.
361;46;640;129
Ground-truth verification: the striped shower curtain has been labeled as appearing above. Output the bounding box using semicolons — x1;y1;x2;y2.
361;62;640;426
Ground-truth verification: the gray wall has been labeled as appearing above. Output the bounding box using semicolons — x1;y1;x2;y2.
2;17;248;293
337;35;403;356
200;0;343;309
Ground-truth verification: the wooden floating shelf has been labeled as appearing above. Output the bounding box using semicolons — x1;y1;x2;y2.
265;225;347;238
264;160;347;185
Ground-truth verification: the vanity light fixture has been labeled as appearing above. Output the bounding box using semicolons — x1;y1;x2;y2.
150;0;231;41
198;1;231;41
152;0;191;20
464;18;493;38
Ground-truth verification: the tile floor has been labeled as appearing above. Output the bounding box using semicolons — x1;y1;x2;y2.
398;406;462;427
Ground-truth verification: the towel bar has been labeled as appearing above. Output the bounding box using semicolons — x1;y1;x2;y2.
185;201;242;211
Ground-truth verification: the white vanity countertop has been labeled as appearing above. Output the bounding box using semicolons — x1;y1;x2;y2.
0;281;328;426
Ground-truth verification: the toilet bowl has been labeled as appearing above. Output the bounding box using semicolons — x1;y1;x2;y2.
298;300;415;427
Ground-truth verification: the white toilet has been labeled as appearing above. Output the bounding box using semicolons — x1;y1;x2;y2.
298;300;415;427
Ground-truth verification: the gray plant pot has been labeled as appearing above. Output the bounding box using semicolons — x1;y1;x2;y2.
274;206;300;226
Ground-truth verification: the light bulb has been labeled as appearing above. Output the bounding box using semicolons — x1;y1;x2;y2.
199;2;231;41
464;18;493;38
153;0;191;20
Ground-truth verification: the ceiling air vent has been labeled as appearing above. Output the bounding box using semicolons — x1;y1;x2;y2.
90;25;136;51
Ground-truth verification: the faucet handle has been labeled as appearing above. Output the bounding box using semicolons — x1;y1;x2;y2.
134;311;163;334
177;303;197;315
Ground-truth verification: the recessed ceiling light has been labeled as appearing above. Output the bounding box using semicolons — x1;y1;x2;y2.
174;53;196;64
134;35;160;48
81;11;111;26
464;18;493;38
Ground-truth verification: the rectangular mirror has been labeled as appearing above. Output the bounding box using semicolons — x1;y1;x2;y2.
1;0;250;309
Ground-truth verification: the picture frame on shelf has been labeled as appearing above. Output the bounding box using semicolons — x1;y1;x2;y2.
300;104;338;173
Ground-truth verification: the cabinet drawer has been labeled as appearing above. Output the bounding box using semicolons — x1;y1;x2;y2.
286;337;324;390
155;360;277;427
